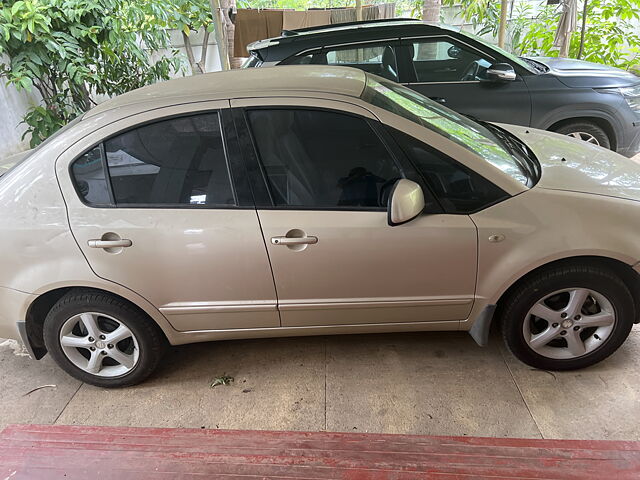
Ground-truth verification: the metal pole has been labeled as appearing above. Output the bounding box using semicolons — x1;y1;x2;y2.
209;0;230;70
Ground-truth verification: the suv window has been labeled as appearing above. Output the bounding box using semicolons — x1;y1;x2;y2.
408;38;493;83
71;113;235;207
246;109;402;208
284;43;399;82
389;128;508;213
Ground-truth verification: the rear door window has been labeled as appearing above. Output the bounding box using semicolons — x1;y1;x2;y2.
284;42;401;82
70;112;236;207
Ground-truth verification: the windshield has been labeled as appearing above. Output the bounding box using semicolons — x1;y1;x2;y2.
361;76;537;187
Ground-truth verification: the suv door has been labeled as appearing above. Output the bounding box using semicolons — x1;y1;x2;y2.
399;36;532;126
57;103;279;332
233;98;478;328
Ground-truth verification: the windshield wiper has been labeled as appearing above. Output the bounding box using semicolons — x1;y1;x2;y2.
476;120;541;184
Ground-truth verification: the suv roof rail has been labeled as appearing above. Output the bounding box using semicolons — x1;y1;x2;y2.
282;17;418;36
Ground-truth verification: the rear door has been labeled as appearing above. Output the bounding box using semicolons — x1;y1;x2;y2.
399;35;532;126
57;103;279;332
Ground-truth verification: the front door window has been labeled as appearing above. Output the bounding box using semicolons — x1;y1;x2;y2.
407;38;494;83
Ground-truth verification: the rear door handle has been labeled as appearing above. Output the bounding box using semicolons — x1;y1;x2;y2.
271;236;318;246
88;239;133;248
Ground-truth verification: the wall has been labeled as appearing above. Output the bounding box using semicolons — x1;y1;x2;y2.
0;55;40;158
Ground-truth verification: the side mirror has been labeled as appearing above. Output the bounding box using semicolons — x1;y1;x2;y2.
485;63;516;82
387;179;425;227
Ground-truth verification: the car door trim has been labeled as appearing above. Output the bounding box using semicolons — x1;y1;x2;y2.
159;300;278;314
278;297;473;310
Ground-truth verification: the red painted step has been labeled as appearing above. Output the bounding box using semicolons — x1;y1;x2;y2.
1;424;639;479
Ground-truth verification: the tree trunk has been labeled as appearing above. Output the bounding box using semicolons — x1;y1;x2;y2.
498;0;509;48
198;30;211;73
209;0;230;70
422;0;440;22
219;0;241;69
182;31;203;75
577;0;588;59
356;0;363;21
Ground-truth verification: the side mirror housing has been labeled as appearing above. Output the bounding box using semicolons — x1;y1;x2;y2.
387;179;425;227
485;63;516;82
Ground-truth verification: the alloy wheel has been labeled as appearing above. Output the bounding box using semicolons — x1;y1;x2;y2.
59;312;140;377
523;288;616;360
567;131;600;145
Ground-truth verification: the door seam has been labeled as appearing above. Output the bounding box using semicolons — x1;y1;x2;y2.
253;209;283;326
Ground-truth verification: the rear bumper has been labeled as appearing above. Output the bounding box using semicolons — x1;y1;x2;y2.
0;286;35;346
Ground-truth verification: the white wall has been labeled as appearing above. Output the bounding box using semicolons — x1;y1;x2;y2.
0;55;40;157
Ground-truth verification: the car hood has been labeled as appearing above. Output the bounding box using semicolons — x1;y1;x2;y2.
527;56;639;88
499;124;640;202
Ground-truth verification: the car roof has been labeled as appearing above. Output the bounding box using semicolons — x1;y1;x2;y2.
84;66;368;119
248;20;458;59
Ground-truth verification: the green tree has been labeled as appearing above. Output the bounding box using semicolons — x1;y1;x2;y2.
167;0;215;74
0;0;181;147
518;0;640;71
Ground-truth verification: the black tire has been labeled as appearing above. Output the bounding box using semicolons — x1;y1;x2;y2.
43;289;167;387
553;121;611;150
500;264;634;371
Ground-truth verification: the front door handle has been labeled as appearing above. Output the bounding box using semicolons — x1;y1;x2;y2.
271;236;318;246
429;96;447;104
88;239;132;249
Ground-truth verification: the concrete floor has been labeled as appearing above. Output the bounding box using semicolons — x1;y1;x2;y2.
1;326;639;440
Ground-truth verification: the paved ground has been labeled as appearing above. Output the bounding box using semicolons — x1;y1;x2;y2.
1;326;639;440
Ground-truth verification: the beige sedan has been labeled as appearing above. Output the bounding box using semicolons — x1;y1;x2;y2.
1;66;639;387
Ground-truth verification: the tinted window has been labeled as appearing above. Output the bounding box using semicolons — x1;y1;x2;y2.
247;109;402;208
104;113;234;206
389;128;508;213
409;38;493;83
71;145;111;205
285;43;399;82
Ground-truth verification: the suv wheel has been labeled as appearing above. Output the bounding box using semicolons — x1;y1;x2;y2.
43;289;167;387
553;121;611;149
500;265;633;370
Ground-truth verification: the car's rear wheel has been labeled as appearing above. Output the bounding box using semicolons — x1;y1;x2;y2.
43;289;167;387
553;121;611;149
500;265;633;370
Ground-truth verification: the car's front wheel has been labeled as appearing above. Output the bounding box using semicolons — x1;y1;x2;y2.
43;289;167;387
553;121;611;149
500;265;634;370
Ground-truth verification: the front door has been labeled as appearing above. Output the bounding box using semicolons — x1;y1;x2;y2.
58;105;279;332
235;100;478;327
399;36;532;126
